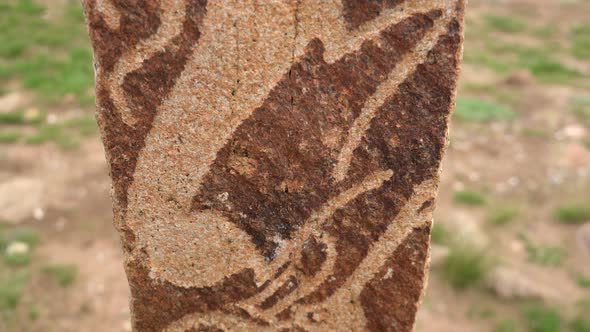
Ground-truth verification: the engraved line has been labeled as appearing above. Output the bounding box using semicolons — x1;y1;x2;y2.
108;0;187;126
271;169;393;267
239;169;392;315
314;170;394;224
241;265;294;309
286;178;437;327
237;169;393;323
240;239;338;324
333;4;454;182
314;0;451;63
263;238;337;321
346;180;436;294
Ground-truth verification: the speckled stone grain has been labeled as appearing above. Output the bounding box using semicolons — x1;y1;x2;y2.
82;0;465;331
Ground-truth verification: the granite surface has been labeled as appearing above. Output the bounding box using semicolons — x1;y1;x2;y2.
83;0;465;330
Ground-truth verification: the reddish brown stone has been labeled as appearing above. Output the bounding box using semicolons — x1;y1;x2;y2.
84;1;464;331
360;227;430;331
297;236;328;277
342;0;406;30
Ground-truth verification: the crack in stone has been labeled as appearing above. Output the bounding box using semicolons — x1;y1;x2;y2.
231;2;240;131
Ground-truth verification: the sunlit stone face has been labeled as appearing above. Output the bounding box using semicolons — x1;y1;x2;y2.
83;1;465;330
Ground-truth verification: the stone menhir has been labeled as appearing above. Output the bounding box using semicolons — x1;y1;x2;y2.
82;1;465;331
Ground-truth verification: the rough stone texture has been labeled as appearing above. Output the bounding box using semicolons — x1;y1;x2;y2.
83;1;464;331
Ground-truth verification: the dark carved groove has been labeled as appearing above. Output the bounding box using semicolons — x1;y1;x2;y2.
342;0;406;30
360;227;430;331
84;0;161;72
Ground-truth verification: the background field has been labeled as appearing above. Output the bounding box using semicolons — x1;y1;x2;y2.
1;0;589;331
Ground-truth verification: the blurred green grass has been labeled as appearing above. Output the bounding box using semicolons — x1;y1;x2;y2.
524;304;562;332
488;206;519;226
554;204;590;224
441;243;488;289
570;96;590;125
431;223;449;245
464;11;589;88
484;14;527;33
572;24;590;60
0;0;93;106
454;189;487;206
494;319;518;332
454;98;516;123
0;272;30;312
42;264;78;288
518;234;566;267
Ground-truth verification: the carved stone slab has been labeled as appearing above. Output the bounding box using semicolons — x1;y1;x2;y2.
82;1;464;331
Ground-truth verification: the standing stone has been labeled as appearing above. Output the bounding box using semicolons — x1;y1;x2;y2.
82;1;465;331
